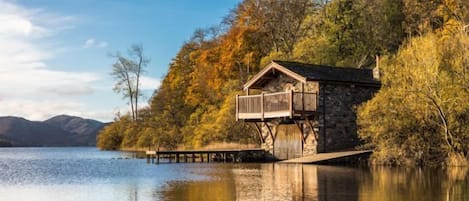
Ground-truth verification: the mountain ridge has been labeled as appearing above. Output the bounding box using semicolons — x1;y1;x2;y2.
0;115;107;147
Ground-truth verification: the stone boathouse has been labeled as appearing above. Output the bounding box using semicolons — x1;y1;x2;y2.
235;60;381;160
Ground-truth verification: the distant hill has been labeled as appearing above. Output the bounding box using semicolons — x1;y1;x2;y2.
44;115;108;146
0;115;107;147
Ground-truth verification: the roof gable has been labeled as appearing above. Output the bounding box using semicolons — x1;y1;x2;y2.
243;61;307;90
243;60;380;90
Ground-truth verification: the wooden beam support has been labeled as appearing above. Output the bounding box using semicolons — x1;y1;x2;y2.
305;116;318;141
263;122;277;142
294;120;307;144
253;122;266;144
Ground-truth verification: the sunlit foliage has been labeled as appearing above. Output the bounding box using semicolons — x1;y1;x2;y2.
98;0;469;166
358;31;469;166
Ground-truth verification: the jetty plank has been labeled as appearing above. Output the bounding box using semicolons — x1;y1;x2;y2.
279;150;372;164
145;148;265;164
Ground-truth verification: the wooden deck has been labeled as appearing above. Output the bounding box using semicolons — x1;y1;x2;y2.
236;91;317;121
145;148;266;164
279;150;372;164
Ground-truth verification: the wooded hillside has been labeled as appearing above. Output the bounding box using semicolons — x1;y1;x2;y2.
97;0;469;165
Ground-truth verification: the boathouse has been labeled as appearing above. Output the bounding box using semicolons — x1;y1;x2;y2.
235;60;380;160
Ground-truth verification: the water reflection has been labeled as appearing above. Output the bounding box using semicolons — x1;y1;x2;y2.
360;167;469;201
158;164;237;201
160;164;469;201
1;148;468;201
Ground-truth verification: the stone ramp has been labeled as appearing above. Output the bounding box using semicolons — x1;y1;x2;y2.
279;150;372;164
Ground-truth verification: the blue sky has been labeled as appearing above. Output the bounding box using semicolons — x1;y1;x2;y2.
0;0;241;122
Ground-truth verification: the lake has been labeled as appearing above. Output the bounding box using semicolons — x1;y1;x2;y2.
0;147;468;201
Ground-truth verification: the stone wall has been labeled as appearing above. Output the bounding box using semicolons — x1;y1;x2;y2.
261;73;318;93
301;121;319;155
260;120;279;157
260;119;319;159
259;73;320;158
254;72;379;157
316;83;379;152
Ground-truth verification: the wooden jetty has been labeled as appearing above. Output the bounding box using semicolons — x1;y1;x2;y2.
146;148;265;164
279;150;372;164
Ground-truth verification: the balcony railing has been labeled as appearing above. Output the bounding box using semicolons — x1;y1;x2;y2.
236;91;317;121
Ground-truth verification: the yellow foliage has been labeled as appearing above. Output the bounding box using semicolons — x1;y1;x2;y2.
358;30;469;166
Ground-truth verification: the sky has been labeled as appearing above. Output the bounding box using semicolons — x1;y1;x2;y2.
0;0;241;122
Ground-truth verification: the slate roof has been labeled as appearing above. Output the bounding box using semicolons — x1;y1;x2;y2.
273;60;380;84
243;60;380;90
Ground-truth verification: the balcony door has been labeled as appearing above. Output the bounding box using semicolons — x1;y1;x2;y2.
274;124;303;160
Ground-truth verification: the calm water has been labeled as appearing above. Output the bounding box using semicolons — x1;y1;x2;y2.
0;148;468;201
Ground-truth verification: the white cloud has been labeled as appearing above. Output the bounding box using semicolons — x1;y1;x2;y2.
83;37;108;48
0;98;113;122
0;68;98;97
0;1;106;120
140;76;161;90
83;38;95;48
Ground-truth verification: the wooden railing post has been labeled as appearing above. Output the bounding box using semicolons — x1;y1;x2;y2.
289;90;294;118
315;92;319;111
302;84;305;119
235;95;239;121
261;92;265;121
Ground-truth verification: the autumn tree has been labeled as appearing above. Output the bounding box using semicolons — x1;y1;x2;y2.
358;30;469;166
98;0;469;156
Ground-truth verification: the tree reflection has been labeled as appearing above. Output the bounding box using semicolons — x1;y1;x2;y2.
359;167;469;201
156;164;469;201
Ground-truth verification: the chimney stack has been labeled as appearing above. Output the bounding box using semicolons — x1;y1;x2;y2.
373;55;380;80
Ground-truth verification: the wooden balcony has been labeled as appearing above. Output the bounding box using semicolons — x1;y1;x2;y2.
236;91;317;121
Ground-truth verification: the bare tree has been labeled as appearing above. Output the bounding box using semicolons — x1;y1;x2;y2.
111;44;149;121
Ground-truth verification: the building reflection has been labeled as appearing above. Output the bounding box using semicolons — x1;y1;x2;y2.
157;163;469;201
233;164;360;201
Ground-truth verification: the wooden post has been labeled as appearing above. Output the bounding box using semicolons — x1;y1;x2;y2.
176;153;180;163
156;153;160;164
322;84;327;153
184;154;187;163
315;92;318;111
236;94;239;121
146;154;150;164
261;92;265;121
207;153;210;163
289;90;294;118
200;153;204;162
169;154;172;163
301;83;305;119
192;153;196;162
